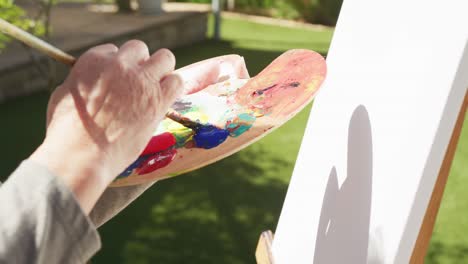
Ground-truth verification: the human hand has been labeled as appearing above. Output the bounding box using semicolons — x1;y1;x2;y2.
30;40;183;213
90;53;249;226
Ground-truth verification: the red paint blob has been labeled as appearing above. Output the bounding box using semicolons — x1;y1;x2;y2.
141;132;177;156
137;149;177;175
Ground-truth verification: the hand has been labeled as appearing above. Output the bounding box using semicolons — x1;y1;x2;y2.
30;40;183;213
90;54;250;226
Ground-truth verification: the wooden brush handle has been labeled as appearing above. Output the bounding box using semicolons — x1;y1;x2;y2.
0;18;76;66
0;18;202;127
166;109;203;129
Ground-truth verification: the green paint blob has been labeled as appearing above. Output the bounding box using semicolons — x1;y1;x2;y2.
171;127;194;148
226;113;256;137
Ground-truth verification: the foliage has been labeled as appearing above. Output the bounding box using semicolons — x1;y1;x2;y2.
0;0;58;89
0;0;45;49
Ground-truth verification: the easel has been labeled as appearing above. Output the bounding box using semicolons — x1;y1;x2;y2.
252;1;468;263
256;230;275;264
409;92;467;263
255;91;467;263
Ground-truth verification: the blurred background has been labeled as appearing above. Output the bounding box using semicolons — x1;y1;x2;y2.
0;0;466;263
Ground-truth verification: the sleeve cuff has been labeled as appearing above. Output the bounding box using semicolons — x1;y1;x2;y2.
13;160;102;262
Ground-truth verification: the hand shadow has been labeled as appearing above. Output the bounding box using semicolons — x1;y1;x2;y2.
314;105;373;263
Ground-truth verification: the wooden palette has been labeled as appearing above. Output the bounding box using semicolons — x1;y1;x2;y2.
111;49;326;187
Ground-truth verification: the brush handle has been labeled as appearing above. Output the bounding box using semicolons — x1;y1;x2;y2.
0;18;203;128
0;18;76;66
166;109;202;129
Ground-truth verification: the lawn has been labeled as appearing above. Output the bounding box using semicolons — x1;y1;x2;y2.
0;15;466;263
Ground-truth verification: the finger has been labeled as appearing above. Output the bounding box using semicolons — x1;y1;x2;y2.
176;61;220;94
236;57;250;79
88;43;119;55
220;55;250;79
159;73;184;110
117;40;150;65
142;48;176;81
175;54;250;94
77;44;118;65
176;54;250;79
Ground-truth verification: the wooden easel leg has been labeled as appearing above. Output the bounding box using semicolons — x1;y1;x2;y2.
256;230;275;264
410;90;468;263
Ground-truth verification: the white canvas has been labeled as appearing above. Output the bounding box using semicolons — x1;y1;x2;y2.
272;1;468;263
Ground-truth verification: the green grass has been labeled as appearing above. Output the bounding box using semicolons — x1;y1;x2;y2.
92;17;334;264
428;114;468;263
0;15;466;263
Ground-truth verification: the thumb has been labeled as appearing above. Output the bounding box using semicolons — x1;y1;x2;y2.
159;73;184;110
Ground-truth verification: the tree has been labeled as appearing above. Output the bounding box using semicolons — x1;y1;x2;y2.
0;0;45;49
0;0;60;90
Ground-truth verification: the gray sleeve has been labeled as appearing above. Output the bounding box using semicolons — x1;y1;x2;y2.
90;180;157;227
0;160;101;264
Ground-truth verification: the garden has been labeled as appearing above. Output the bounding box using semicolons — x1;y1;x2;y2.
0;1;467;263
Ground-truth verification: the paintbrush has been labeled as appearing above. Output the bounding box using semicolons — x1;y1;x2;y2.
0;17;202;128
164;110;204;130
0;18;75;66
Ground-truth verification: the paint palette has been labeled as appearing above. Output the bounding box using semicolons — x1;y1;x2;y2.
111;49;326;187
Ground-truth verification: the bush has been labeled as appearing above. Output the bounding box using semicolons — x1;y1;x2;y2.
0;0;45;49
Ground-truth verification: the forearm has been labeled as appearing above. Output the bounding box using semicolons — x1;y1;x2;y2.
90;180;156;227
0;160;101;263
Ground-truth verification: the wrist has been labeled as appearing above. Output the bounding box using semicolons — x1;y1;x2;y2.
30;139;110;214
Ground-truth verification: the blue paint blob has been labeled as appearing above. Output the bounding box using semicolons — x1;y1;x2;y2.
117;156;148;178
193;125;230;149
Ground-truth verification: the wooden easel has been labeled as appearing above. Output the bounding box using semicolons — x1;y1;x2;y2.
255;91;467;263
256;230;275;264
409;91;468;263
